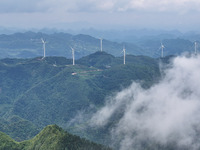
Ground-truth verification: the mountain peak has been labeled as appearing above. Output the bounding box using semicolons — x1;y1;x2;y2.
0;125;111;150
77;51;116;68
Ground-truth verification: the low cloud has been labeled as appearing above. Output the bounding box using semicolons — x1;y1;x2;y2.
91;54;200;150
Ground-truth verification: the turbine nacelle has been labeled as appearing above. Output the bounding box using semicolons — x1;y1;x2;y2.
41;38;47;44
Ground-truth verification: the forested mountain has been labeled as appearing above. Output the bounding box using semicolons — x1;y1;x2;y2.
0;51;161;145
0;124;111;150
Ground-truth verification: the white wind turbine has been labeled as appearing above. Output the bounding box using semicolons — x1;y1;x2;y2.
122;46;126;65
100;38;103;52
71;47;75;65
160;43;165;58
194;41;198;55
41;38;47;59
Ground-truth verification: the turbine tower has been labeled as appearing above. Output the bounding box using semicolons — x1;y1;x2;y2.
41;38;47;59
122;46;126;65
160;43;165;58
195;41;197;55
71;47;75;65
100;38;103;52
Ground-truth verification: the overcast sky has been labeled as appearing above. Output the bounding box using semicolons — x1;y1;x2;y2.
0;0;200;31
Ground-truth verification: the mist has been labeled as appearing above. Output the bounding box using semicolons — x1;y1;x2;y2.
90;54;200;150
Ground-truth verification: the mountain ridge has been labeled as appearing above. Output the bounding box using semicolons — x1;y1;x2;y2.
0;51;161;145
0;124;111;150
0;31;195;59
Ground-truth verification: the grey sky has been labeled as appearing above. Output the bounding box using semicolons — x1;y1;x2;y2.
0;0;200;31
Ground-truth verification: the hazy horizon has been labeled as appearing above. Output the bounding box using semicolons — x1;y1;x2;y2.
0;0;200;32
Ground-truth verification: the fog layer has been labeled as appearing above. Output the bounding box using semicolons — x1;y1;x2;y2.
91;55;200;150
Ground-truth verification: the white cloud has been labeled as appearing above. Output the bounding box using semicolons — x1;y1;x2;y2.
1;0;200;14
91;54;200;150
0;0;200;30
50;0;200;14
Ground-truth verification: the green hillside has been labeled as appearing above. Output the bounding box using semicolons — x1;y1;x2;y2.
0;116;40;142
0;125;111;150
0;52;160;144
0;131;20;150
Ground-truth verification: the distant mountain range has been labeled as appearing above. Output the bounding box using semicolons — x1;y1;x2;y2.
0;31;198;59
0;32;141;59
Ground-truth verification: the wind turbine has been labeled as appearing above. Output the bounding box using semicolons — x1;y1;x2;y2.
194;41;197;55
71;47;75;65
160;43;165;58
122;46;126;65
120;46;126;65
41;38;47;59
100;38;103;52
